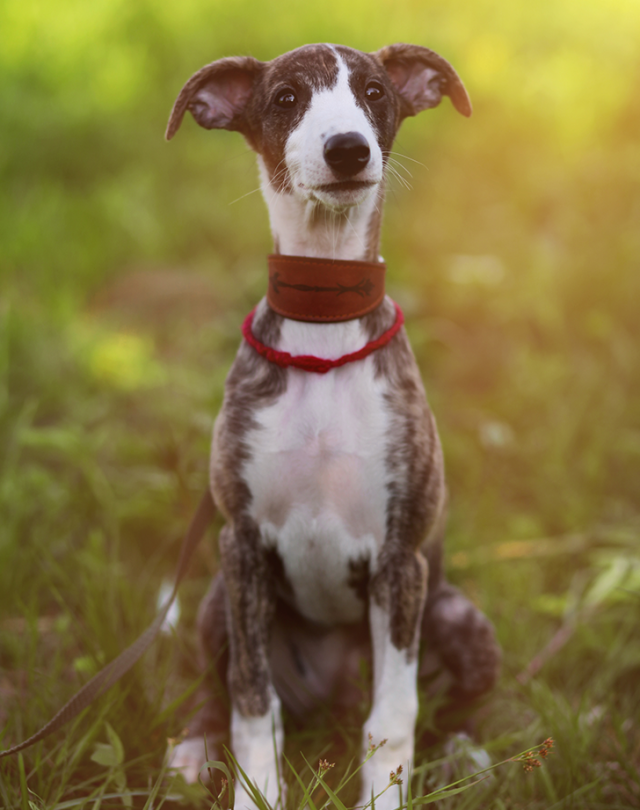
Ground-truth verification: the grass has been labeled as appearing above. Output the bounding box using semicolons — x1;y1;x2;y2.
1;0;640;807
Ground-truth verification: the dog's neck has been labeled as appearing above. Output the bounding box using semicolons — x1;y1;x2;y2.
258;158;384;263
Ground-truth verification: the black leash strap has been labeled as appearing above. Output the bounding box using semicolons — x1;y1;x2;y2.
0;489;216;759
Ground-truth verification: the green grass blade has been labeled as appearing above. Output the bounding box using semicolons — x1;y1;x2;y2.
538;758;559;804
301;755;349;810
545;778;602;809
283;753;319;810
223;748;272;810
18;754;30;810
52;792;184;810
152;673;206;729
409;777;490;805
141;751;170;810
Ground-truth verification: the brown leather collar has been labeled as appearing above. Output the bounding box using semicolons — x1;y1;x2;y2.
266;254;386;322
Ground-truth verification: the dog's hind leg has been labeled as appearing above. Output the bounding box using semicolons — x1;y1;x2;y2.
416;565;501;785
168;572;230;784
420;538;501;700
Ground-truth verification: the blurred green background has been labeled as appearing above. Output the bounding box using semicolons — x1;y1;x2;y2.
1;0;640;806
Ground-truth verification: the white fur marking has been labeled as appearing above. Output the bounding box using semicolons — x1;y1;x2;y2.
231;692;284;809
285;55;383;197
168;736;208;784
260;53;383;259
244;303;390;625
360;602;419;810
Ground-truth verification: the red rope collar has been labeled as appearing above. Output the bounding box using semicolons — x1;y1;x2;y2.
242;301;404;374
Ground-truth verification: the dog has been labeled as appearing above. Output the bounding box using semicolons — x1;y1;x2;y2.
165;43;500;809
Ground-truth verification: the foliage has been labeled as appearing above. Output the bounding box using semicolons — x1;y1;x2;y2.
1;0;640;807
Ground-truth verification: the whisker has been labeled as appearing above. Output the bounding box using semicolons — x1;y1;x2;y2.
386;157;413;179
260;158;290;197
387;150;428;169
229;157;291;206
228;187;263;206
385;164;412;191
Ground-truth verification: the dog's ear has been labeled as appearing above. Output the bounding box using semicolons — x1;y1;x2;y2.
375;44;472;119
166;56;264;141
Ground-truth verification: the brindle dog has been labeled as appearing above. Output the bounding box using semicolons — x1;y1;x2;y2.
166;43;500;810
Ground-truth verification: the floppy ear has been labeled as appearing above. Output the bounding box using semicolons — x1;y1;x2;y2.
375;43;472;119
166;56;264;141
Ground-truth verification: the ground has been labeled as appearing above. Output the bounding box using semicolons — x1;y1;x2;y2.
1;0;640;806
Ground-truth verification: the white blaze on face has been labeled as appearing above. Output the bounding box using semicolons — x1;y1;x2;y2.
284;53;383;207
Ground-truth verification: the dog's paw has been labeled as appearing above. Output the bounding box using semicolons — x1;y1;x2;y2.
358;740;411;810
439;731;494;786
168;736;209;784
423;584;501;697
231;756;286;809
233;781;286;810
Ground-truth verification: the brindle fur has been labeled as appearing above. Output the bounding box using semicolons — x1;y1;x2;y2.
167;42;501;804
201;294;496;721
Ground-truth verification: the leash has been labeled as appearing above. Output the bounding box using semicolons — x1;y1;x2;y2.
0;489;216;760
1;260;397;759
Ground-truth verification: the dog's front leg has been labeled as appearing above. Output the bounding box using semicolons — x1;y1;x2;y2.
219;522;284;810
359;549;428;810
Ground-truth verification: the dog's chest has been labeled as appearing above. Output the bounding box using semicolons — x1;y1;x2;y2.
244;320;391;625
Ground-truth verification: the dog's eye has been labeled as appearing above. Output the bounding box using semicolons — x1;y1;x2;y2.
365;81;385;102
274;89;298;109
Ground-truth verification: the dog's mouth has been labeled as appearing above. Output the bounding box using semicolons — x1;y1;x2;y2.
312;180;377;193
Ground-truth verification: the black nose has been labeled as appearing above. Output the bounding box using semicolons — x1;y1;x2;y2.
324;132;371;177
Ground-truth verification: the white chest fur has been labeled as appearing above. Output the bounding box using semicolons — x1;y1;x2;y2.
243;315;390;626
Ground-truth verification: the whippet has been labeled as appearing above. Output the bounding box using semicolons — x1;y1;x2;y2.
166;43;500;810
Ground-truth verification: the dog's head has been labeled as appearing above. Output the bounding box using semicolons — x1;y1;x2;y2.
166;43;470;212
